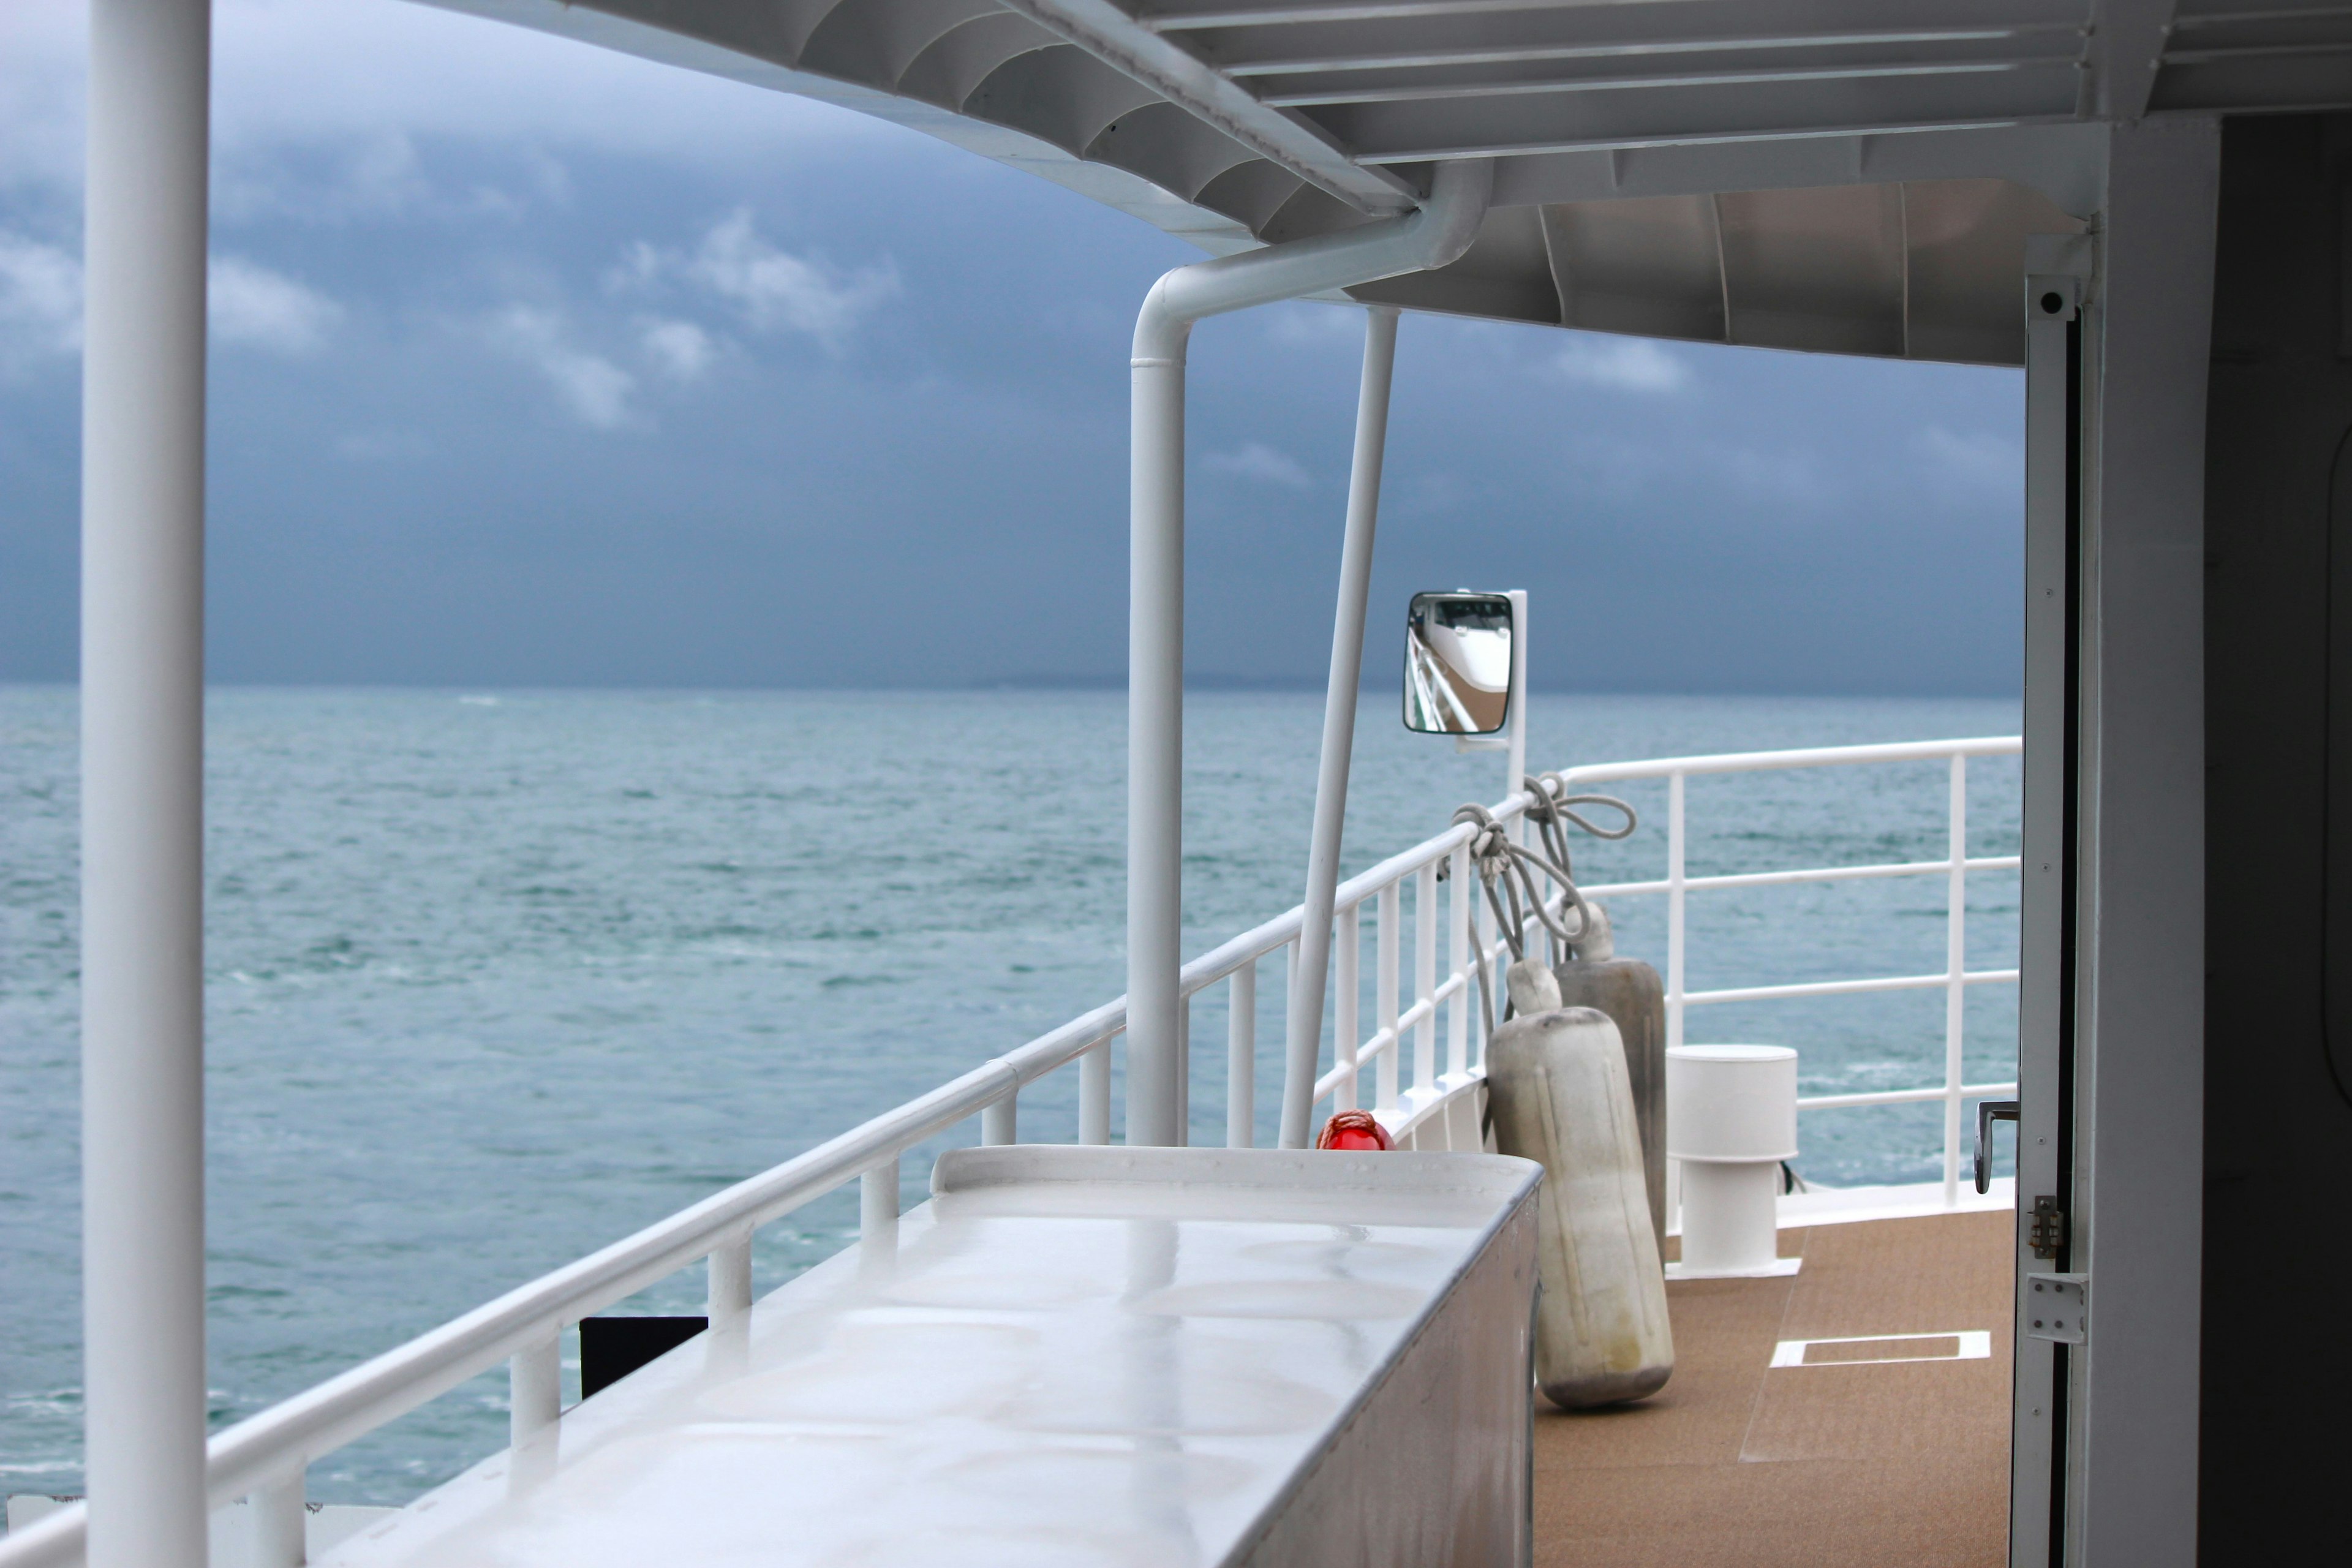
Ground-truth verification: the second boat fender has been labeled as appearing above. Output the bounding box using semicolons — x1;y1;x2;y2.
1552;902;1670;1258
1487;959;1673;1408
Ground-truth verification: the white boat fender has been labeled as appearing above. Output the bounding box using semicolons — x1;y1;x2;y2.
1487;956;1674;1408
1551;902;1669;1258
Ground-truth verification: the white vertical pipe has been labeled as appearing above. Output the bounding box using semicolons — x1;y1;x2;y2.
1333;903;1361;1111
1943;753;1968;1207
707;1234;754;1333
983;1087;1019;1146
1505;588;1529;842
249;1475;304;1568
1666;772;1687;1053
1279;307;1400;1149
1128;344;1187;1148
1414;862;1438;1091
80;3;212;1566
509;1336;560;1447
1376;882;1400;1111
1174;994;1190;1145
1079;1041;1110;1145
1226;965;1255;1148
1447;843;1471;1077
1120;167;1487;1152
861;1157;900;1250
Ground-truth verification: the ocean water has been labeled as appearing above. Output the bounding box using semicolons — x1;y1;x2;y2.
0;685;2021;1506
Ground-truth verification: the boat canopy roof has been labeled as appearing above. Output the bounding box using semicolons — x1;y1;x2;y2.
420;1;2346;366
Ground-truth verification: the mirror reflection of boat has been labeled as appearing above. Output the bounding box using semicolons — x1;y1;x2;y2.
1404;591;1514;736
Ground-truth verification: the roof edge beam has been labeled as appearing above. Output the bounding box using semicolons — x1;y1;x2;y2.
996;0;1418;212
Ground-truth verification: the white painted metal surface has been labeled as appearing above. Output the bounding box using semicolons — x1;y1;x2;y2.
303;1147;1540;1568
1127;158;1489;1147
405;1;2141;362
1281;306;1400;1151
77;3;213;1567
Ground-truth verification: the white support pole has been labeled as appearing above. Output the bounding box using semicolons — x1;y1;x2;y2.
1447;843;1471;1077
1376;881;1401;1112
1505;589;1529;840
1942;753;1968;1207
1226;965;1255;1148
1666;772;1687;1053
1280;307;1401;1148
1414;862;1438;1091
1128;339;1189;1147
1127;164;1491;1150
80;2;213;1566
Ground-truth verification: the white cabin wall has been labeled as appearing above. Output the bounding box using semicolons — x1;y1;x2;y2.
2071;116;2219;1568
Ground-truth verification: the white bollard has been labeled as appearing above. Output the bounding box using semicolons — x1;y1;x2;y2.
1665;1045;1800;1278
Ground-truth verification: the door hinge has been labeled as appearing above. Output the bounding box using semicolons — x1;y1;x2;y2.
2026;1273;2087;1344
2029;1194;2067;1259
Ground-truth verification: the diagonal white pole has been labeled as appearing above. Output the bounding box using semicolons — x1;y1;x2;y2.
1280;307;1401;1149
81;1;213;1565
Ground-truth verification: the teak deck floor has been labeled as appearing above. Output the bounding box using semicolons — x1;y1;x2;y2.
1534;1210;2015;1568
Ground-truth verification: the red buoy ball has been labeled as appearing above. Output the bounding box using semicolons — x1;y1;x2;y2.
1316;1110;1394;1152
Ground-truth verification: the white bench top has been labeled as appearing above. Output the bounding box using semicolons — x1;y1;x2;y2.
317;1147;1539;1568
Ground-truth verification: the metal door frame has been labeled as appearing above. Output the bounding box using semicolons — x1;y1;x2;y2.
2013;238;2092;1568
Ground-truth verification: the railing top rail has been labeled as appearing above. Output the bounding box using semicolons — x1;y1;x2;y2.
1560;735;2019;785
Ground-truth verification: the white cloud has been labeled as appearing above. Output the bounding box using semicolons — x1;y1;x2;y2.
1546;336;1691;394
638;316;717;382
489;306;634;429
0;232;81;368
620;211;898;351
210;256;342;355
1205;441;1313;489
1915;425;2020;489
1;0;893;194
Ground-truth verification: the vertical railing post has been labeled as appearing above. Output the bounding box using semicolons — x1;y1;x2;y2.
1079;1040;1111;1145
1666;771;1687;1053
249;1474;304;1568
1376;881;1401;1111
1414;861;1439;1095
707;1232;754;1335
510;1335;561;1448
80;3;213;1565
1448;843;1472;1078
861;1157;900;1253
1226;965;1256;1148
983;1087;1019;1147
1943;752;1969;1206
1175;995;1191;1145
1335;905;1360;1110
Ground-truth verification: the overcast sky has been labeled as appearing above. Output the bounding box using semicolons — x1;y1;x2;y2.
0;0;2027;695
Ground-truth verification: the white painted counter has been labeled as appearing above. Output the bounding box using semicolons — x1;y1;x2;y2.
317;1147;1540;1568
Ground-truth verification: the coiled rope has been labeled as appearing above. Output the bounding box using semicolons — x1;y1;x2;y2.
1449;776;1638;1039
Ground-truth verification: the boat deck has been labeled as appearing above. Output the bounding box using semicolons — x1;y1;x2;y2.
1535;1208;2015;1568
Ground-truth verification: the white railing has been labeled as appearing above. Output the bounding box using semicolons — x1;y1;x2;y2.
1573;736;2022;1208
0;735;2022;1568
1308;736;2023;1207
